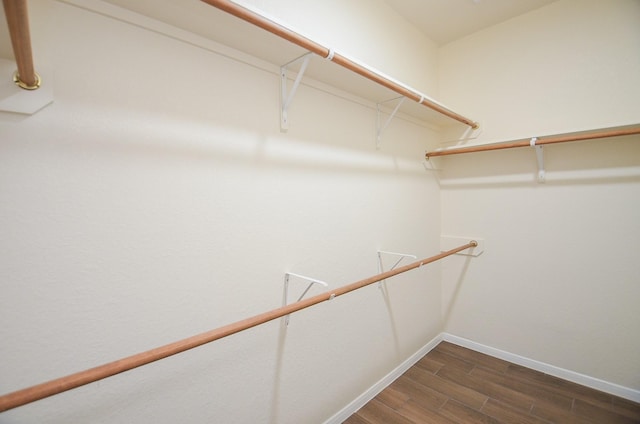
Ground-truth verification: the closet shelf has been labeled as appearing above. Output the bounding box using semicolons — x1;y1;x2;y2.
425;124;640;183
199;0;478;129
77;0;476;128
425;125;640;158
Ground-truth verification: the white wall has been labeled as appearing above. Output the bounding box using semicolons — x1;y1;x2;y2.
438;0;640;392
0;1;443;423
438;0;640;144
4;0;638;421
237;0;440;97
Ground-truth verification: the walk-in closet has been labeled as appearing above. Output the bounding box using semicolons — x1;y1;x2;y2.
1;0;639;422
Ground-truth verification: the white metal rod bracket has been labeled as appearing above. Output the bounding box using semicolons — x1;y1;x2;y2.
376;96;406;149
283;272;329;325
531;137;545;183
280;52;313;132
377;250;417;287
423;158;442;172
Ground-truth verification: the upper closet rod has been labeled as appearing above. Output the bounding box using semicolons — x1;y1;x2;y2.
200;0;478;129
0;241;477;413
2;0;40;89
426;125;640;158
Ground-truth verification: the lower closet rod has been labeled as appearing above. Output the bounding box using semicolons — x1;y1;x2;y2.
0;241;476;413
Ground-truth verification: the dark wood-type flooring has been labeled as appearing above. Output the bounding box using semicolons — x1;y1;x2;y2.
344;341;640;424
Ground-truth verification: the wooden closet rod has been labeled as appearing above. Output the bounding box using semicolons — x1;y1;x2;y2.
200;0;478;129
0;241;477;413
426;125;640;158
2;0;40;89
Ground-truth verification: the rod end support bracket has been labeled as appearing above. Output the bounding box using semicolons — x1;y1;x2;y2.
13;71;41;90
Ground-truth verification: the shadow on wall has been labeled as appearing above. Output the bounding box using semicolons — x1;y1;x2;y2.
431;134;640;188
442;255;474;328
0;102;437;180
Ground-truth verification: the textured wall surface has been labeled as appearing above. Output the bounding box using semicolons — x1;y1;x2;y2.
438;0;640;392
0;1;443;422
2;1;639;422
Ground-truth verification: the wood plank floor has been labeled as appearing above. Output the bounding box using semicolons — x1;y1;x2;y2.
344;342;640;424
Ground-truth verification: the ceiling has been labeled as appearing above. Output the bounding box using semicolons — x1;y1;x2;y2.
383;0;558;45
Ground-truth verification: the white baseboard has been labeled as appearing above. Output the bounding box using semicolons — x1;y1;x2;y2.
323;333;444;424
442;333;640;403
